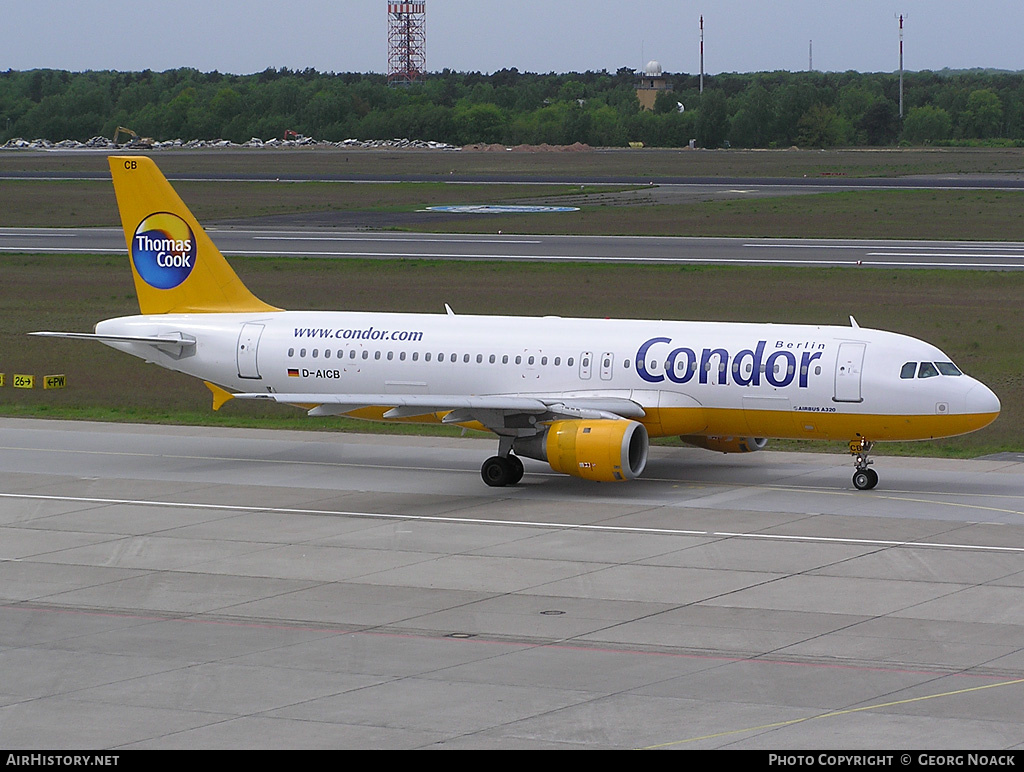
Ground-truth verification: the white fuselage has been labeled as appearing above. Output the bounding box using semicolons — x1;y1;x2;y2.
95;310;1000;443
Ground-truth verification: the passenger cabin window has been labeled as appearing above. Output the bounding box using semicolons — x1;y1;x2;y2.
901;362;917;379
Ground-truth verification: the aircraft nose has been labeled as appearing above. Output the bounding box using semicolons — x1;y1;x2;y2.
966;381;1001;416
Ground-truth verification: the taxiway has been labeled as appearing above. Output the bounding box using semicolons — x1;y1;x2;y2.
1;418;1023;748
5;227;1024;270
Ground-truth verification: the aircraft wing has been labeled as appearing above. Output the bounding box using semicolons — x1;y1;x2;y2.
232;392;645;424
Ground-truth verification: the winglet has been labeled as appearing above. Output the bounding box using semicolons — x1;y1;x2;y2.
204;381;235;411
108;156;281;315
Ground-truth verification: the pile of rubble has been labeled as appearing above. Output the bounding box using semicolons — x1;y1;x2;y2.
2;136;130;149
1;135;459;151
2;136;600;152
338;138;456;150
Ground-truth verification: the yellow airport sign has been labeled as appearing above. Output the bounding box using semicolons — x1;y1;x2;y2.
43;374;67;389
13;374;34;389
0;373;4;386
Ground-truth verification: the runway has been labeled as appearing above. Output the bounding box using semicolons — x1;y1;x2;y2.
5;227;1024;270
5;165;1024;191
2;418;1023;748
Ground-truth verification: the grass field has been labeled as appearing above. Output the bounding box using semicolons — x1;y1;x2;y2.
0;179;621;228
5;179;1024;243
4;145;1024;179
1;255;1020;457
418;189;1024;241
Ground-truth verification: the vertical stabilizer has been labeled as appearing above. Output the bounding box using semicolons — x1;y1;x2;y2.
108;156;280;315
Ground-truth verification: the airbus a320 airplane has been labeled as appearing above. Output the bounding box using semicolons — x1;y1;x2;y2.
34;156;1000;490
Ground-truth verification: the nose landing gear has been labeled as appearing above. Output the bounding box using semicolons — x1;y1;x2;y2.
849;438;878;490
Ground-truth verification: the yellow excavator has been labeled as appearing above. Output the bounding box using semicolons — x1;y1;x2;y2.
113;126;154;147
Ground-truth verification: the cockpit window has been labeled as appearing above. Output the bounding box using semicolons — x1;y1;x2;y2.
935;361;962;376
900;362;916;379
918;362;940;378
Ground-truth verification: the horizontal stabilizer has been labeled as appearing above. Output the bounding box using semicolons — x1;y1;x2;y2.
29;331;196;355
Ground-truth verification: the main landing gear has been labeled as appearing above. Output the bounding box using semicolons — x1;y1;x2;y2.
849;437;878;490
481;435;525;487
481;454;524;487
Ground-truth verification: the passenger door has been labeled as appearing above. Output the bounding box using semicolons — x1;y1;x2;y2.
833;342;866;403
236;323;264;379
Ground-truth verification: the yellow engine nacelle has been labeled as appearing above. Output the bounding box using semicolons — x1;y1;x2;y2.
680;435;768;453
514;420;649;482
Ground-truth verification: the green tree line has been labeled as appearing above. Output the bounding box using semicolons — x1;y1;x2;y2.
2;66;1023;148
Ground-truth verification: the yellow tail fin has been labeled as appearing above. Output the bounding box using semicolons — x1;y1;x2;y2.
108;156;280;315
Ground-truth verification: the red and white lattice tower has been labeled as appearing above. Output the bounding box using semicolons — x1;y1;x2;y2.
387;2;426;86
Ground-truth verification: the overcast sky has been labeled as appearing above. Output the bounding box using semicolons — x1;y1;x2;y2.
4;1;1022;76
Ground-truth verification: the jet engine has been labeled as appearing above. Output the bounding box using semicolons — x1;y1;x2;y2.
680;435;768;453
514;419;649;482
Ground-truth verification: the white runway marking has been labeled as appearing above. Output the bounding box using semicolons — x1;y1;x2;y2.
2;491;1022;554
251;235;542;244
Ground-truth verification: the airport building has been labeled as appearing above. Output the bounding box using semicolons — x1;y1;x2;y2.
636;60;670;111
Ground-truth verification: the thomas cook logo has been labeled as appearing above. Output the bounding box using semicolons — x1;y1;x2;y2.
131;213;197;290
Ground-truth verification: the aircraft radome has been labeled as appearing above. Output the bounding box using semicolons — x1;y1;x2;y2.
33;156;1000;490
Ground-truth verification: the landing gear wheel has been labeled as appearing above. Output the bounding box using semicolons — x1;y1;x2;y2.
852;468;878;491
848;438;878;491
507;454;524;485
481;456;515;487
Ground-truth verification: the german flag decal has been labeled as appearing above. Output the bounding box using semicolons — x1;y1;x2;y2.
288;368;299;377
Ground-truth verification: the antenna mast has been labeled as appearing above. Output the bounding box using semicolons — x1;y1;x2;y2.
699;15;704;94
898;13;905;117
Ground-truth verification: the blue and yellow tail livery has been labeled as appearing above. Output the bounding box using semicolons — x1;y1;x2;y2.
109;156;279;315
